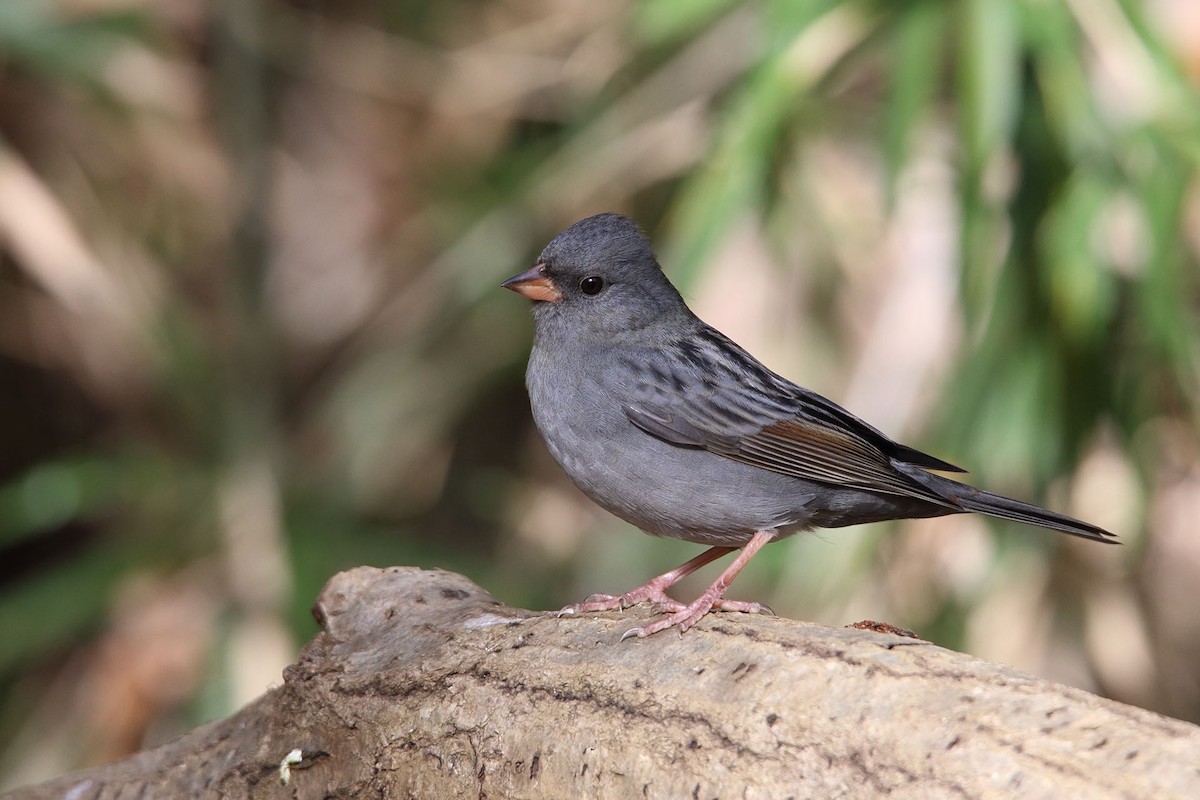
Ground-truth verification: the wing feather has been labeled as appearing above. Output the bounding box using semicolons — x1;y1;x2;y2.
616;328;962;503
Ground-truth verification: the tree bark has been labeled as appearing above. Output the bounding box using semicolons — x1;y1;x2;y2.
8;566;1200;799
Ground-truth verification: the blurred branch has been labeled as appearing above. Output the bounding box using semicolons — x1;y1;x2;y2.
210;0;293;706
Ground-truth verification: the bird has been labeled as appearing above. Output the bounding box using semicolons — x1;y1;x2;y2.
502;213;1116;639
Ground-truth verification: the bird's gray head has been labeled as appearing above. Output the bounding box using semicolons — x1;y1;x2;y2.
502;214;690;342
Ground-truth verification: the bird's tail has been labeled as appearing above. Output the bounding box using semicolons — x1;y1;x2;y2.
892;461;1118;544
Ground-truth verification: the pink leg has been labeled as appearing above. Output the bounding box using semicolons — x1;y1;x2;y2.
558;545;735;616
621;530;775;639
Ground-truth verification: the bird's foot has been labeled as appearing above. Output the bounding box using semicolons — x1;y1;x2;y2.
619;594;772;640
556;545;740;618
557;583;685;616
559;533;775;638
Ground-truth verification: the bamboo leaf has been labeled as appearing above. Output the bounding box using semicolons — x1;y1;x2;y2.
882;0;945;195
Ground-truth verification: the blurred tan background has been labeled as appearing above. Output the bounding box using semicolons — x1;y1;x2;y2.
1;0;1199;788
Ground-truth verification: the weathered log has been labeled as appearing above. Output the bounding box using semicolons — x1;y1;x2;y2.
8;566;1200;799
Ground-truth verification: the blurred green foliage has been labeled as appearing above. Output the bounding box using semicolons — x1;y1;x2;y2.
1;0;1198;785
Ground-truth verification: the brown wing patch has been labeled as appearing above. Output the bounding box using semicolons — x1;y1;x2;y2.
727;418;949;501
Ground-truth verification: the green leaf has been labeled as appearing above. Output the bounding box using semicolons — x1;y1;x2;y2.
957;0;1020;174
0;1;149;86
882;0;945;195
1134;135;1200;395
1018;0;1106;162
0;458;122;547
0;545;135;674
1039;173;1117;346
633;0;743;45
666;1;867;288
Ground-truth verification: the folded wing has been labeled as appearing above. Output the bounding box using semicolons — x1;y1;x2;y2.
616;326;962;505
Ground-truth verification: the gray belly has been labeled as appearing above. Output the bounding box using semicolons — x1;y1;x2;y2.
527;358;819;546
551;433;819;546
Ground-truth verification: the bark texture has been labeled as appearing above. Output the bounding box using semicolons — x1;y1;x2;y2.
8;566;1200;799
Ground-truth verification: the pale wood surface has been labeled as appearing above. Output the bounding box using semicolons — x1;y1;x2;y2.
8;566;1199;799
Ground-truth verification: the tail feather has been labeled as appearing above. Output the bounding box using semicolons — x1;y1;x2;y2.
893;461;1118;544
949;484;1116;543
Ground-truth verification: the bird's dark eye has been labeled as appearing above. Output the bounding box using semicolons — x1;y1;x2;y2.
579;276;605;295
